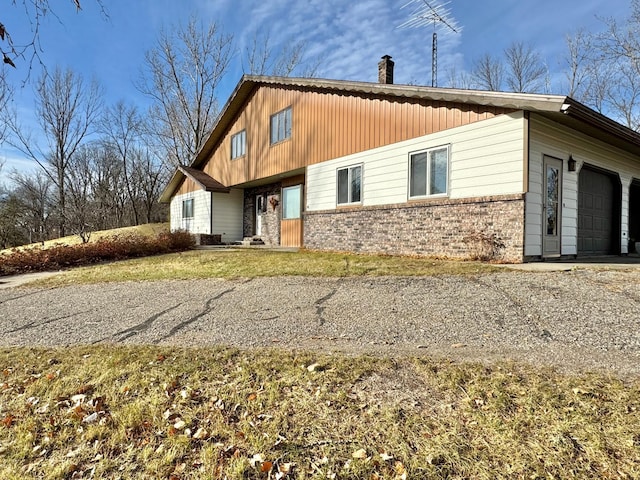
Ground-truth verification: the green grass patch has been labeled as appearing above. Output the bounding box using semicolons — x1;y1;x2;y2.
0;346;638;478
32;249;501;286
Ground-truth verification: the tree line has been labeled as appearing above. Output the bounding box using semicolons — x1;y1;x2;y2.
0;6;317;248
1;1;640;248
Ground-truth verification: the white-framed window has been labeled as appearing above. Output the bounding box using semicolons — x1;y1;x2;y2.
182;198;194;218
270;107;292;144
231;130;246;159
337;165;362;205
409;145;449;198
282;185;301;219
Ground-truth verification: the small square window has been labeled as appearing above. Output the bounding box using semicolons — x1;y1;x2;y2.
231;130;246;159
182;198;194;218
337;165;362;205
409;146;449;198
270;107;292;144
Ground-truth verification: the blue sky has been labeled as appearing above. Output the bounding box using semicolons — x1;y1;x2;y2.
0;0;631;182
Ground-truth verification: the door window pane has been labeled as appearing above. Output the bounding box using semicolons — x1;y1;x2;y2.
546;166;559;235
430;148;448;195
351;166;361;203
337;168;349;204
410;152;428;197
283;185;301;219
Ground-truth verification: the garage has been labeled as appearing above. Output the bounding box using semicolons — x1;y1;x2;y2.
578;166;620;255
629;180;640;253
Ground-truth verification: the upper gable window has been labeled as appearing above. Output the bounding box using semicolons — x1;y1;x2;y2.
270;107;292;145
409;145;449;199
231;130;246;159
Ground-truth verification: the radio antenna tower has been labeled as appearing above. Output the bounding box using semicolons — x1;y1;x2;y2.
398;0;461;87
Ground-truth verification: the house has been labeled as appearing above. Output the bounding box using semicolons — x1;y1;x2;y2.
159;56;640;263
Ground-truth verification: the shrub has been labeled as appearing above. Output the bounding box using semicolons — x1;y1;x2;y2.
462;230;506;262
0;231;195;276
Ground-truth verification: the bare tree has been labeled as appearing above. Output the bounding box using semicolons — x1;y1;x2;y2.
244;31;319;77
130;148;167;224
10;169;54;243
504;42;547;93
444;65;475;89
471;53;504;91
100;101;144;225
6;67;103;235
138;17;234;168
0;1;106;81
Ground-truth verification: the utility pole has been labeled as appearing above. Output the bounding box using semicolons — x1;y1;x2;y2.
399;0;461;87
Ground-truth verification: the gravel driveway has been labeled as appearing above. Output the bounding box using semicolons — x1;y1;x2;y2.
1;269;640;376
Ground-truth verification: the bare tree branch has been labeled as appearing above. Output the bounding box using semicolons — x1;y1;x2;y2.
472;53;504;91
6;67;103;235
137;16;234;168
504;41;547;93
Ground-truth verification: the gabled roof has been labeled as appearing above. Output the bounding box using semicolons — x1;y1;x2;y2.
159;165;229;203
160;75;640;202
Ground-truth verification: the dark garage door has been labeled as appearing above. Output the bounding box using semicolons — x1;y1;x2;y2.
578;167;615;255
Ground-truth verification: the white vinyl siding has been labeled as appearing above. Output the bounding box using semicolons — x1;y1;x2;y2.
170;190;212;234
212;188;244;242
526;114;640;256
306;112;526;211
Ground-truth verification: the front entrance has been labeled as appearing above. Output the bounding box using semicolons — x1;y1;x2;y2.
542;156;562;257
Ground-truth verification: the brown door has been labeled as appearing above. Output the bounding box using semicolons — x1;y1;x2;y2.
578;167;615;255
281;184;303;247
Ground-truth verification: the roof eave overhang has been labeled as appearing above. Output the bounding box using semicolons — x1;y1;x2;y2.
158;166;230;203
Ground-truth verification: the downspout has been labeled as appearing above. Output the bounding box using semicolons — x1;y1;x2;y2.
522;110;530;262
210;191;214;236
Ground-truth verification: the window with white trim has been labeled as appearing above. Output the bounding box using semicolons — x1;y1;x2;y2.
409;146;449;198
337;165;362;205
231;130;246;159
182;198;194;218
282;185;301;219
270;107;292;144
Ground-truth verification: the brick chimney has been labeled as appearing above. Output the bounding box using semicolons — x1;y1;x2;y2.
378;55;394;84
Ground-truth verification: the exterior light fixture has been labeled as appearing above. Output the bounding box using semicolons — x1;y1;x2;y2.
568;155;577;172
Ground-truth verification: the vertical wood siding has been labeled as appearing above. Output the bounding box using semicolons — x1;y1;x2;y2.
201;85;514;188
281;219;303;247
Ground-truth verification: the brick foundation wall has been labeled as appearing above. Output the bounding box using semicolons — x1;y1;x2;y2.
303;194;526;263
244;184;282;245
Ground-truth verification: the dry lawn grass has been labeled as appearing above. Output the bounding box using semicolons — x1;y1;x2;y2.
1;224;169;255
0;346;638;479
33;249;501;286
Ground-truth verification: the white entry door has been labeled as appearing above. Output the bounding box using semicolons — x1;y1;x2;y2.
255;195;265;236
542;156;562;257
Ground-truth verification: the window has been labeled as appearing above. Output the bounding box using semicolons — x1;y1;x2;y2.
182;198;194;218
337;165;362;205
282;185;301;219
231;130;246;159
409;146;449;198
270;107;292;144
